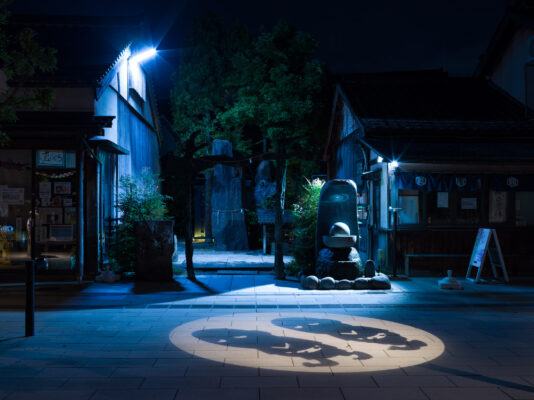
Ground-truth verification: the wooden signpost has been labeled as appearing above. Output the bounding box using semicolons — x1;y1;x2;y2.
466;228;509;283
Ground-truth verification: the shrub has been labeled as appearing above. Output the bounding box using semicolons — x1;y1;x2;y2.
109;169;171;272
286;178;324;276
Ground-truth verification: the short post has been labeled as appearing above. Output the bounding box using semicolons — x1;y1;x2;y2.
389;207;401;278
25;260;35;337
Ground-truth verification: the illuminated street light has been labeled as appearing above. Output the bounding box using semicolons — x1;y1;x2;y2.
129;47;157;64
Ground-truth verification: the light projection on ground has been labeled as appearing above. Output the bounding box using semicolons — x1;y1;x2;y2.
169;313;444;372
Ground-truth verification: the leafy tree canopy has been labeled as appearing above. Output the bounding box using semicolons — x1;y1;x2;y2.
171;12;253;154
0;0;57;146
221;20;324;152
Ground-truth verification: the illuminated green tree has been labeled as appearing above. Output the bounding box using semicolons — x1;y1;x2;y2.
222;21;324;278
0;0;57;146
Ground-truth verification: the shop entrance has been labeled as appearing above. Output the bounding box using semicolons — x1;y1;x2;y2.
0;149;78;274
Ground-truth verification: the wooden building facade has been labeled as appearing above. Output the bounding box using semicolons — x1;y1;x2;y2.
324;70;534;276
0;15;161;280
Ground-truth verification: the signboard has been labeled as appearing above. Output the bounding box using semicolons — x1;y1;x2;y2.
36;150;65;167
466;228;509;283
0;188;24;205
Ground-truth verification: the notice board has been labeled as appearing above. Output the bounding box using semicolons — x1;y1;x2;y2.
466;228;509;283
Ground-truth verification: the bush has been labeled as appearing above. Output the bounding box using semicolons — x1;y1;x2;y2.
109;169;171;272
286;178;324;276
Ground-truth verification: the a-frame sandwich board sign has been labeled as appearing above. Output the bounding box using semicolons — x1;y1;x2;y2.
466;228;509;283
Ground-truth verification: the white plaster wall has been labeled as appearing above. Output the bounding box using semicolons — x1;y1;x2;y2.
490;26;534;104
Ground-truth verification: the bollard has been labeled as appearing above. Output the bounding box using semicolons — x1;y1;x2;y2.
25;260;35;337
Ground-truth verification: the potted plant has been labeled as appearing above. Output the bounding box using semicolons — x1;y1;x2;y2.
109;169;173;281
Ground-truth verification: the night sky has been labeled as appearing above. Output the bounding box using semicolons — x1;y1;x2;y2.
13;0;510;99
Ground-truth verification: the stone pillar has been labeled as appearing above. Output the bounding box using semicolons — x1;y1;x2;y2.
211;140;248;251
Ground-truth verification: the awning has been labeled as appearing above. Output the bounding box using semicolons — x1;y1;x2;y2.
397;172;534;192
88;138;129;155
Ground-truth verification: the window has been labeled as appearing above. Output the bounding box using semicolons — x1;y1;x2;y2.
426;191;452;225
488;191;508;223
456;192;480;224
398;190;420;224
515;192;534;226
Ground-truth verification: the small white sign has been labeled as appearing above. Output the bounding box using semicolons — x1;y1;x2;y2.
437;192;448;208
0;188;24;205
39;182;51;199
461;197;477;210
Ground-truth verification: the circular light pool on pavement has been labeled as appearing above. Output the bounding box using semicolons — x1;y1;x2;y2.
169;313;444;372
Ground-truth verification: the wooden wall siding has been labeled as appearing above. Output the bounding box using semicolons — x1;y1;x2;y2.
335;133;364;189
397;229;534;276
117;99;160;179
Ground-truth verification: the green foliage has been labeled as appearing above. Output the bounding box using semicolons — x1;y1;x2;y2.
286;178;324;276
0;0;57;145
221;20;324;149
171;12;253;155
109;170;171;272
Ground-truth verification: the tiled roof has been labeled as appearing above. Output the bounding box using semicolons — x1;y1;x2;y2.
360;118;534;136
339;70;525;121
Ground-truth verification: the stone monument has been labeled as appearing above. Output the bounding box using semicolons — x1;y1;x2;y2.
211;139;248;251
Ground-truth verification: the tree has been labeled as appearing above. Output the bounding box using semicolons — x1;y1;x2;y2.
168;13;253;281
222;21;324;279
0;0;57;146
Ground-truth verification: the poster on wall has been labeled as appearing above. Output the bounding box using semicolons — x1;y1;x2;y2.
0;188;24;205
39;208;63;224
49;225;73;241
437;192;448;208
489;191;507;223
63;198;73;207
54;182;71;195
64;207;76;224
39;182;51;199
461;197;477;210
37;150;64;167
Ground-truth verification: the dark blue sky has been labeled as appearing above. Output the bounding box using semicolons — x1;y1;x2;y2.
13;0;510;102
13;0;509;75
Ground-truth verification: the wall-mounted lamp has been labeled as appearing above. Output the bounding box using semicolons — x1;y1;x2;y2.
129;47;157;64
390;160;399;169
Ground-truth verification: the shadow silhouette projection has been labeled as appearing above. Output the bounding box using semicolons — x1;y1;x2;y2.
192;328;372;367
271;318;428;351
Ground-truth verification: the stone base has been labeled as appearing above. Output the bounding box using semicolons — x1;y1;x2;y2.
316;247;362;280
301;272;391;290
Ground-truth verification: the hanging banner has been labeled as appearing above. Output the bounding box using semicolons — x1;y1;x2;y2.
397;172;481;192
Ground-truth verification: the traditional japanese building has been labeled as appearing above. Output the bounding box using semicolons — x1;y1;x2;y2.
324;70;534;276
0;15;161;280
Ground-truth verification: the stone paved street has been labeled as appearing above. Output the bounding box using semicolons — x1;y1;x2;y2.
1;275;534;399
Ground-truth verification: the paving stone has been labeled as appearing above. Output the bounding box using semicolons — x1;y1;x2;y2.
90;389;178;400
221;376;297;387
421;387;511;400
373;375;455;387
4;390;94;400
176;388;258;400
342;387;428;400
141;377;220;389
260;387;344;400
61;378;143;390
297;374;377;387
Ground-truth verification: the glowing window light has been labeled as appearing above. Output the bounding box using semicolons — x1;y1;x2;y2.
129;47;157;64
377;156;383;163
